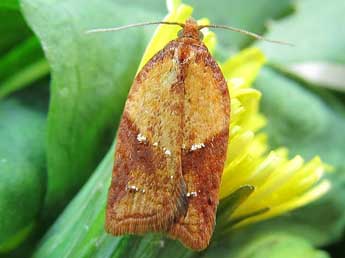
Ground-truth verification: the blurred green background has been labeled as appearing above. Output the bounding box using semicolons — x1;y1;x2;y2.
0;0;345;257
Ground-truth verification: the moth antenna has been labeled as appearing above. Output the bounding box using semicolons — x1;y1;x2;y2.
199;24;294;46
86;21;185;34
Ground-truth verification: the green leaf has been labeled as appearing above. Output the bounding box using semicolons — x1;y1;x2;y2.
21;0;157;218
32;143;116;258
0;98;46;253
0;36;48;99
0;0;19;11
252;67;345;245
257;0;345;65
205;233;329;258
0;9;32;55
0;58;49;98
0;4;47;98
0;37;43;82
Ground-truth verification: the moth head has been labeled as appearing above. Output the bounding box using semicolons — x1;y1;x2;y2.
177;18;204;41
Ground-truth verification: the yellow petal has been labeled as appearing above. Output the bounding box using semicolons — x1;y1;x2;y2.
233;180;331;228
221;47;266;89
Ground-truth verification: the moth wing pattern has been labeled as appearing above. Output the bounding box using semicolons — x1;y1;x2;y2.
168;41;230;250
105;41;188;235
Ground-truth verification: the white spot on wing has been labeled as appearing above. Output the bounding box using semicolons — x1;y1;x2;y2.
186;191;198;197
137;133;147;143
126;185;139;192
163;147;172;156
191;143;205;151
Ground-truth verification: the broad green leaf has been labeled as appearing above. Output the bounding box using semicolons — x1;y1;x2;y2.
256;68;345;167
204;233;329;258
21;0;157;218
0;98;46;253
32;143;116;258
258;0;345;65
0;0;19;10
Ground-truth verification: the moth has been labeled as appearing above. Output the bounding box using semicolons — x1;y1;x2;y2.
87;18;291;250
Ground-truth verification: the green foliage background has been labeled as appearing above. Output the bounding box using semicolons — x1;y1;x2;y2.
0;0;344;257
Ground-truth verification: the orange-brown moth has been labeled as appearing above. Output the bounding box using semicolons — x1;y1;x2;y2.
104;18;229;250
91;17;292;251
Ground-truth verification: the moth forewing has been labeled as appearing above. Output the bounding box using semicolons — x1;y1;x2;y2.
105;41;188;234
167;34;230;250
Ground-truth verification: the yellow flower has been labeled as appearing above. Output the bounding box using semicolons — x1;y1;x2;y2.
220;48;331;228
141;0;331;231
